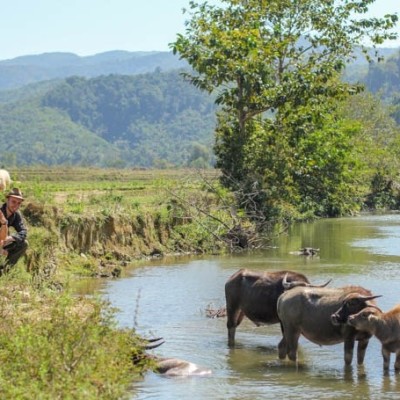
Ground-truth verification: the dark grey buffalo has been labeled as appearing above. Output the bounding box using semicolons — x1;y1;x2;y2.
225;269;314;347
277;284;380;365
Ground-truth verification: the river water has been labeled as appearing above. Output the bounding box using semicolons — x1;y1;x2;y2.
100;213;400;400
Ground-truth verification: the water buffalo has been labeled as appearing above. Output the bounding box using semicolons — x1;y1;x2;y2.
225;269;320;347
347;304;400;371
0;169;11;192
277;284;380;365
141;337;212;376
154;357;212;377
289;247;320;256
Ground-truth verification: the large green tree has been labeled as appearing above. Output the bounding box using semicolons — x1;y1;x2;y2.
172;0;398;219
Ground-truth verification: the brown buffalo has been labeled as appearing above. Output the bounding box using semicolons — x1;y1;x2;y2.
348;304;400;370
225;269;317;347
277;285;380;365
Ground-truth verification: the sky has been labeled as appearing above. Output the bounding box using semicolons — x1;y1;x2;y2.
1;0;399;61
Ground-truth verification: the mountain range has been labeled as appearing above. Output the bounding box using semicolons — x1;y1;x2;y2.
0;51;216;168
0;48;399;169
0;51;187;91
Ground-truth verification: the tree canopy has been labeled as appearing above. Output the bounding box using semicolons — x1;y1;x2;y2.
171;0;399;219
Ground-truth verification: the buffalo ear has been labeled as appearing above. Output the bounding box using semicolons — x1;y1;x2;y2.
368;312;379;322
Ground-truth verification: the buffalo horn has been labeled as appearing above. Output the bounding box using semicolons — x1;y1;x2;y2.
358;294;383;302
282;273;332;290
282;273;291;290
144;337;165;350
309;279;332;288
282;273;306;290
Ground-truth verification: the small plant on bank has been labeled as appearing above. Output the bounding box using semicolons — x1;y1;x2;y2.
67;198;85;214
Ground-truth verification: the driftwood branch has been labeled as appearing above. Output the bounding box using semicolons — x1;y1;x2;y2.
205;304;227;318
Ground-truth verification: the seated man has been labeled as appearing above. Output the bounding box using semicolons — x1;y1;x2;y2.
0;188;28;271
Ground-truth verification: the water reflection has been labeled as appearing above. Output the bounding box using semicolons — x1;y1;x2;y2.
101;214;400;400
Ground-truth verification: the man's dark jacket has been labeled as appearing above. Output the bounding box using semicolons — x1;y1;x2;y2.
0;203;27;243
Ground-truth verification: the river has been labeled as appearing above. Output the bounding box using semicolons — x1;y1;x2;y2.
100;213;400;400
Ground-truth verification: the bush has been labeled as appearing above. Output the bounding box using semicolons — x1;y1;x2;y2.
0;288;149;399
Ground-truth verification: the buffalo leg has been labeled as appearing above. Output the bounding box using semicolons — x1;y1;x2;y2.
356;338;369;365
227;308;244;347
394;349;400;370
344;338;355;365
382;347;391;370
278;322;287;359
283;326;300;362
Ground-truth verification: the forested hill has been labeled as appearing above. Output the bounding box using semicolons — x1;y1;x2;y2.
0;69;217;168
0;51;186;90
2;47;398;92
363;50;400;97
362;50;400;124
1;48;400;169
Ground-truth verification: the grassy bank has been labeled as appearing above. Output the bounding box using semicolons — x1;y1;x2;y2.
16;167;230;278
0;167;231;399
0;272;148;399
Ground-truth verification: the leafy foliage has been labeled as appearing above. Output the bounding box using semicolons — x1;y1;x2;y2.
0;288;148;399
339;91;400;210
172;0;398;219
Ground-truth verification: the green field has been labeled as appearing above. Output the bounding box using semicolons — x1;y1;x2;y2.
9;167;220;214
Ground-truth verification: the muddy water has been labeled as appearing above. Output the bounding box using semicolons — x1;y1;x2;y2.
101;213;400;399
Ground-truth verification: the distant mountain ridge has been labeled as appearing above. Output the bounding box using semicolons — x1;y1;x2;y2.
0;47;399;168
1;47;399;92
0;51;187;90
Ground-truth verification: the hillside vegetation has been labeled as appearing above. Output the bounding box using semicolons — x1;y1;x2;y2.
362;50;400;124
1;49;400;171
0;70;217;168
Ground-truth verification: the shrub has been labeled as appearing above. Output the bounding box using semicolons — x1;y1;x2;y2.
0;289;149;399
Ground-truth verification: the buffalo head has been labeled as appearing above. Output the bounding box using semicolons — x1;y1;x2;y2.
347;306;383;330
331;293;382;325
143;337;165;350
